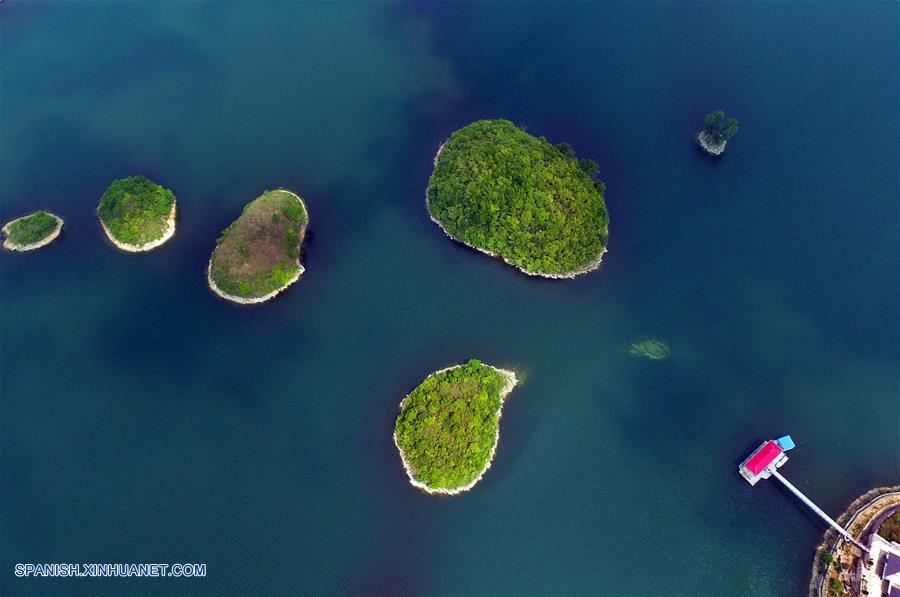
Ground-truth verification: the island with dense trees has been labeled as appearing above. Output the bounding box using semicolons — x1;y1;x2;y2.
393;358;518;495
698;110;739;156
97;176;177;252
207;189;309;304
2;211;64;251
426;119;609;278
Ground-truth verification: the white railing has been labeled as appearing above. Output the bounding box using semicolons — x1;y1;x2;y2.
771;469;861;548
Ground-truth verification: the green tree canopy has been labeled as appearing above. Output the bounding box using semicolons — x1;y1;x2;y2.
703;110;739;143
97;176;176;245
394;359;514;491
4;212;60;246
427;119;609;276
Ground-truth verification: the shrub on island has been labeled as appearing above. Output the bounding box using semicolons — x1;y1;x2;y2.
879;512;900;543
427;119;609;278
208;189;308;304
394;359;518;494
97;176;177;251
2;211;64;251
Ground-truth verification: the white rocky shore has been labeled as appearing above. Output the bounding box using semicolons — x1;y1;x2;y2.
207;190;307;305
393;363;518;496
207;261;304;305
2;212;64;252
426;141;607;279
697;130;726;156
100;201;177;252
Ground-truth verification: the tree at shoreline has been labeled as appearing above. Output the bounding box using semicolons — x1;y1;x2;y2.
703;110;739;144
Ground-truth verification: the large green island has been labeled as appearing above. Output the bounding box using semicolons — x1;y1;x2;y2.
393;359;518;495
207;189;309;304
97;176;177;252
2;211;64;252
426;119;609;278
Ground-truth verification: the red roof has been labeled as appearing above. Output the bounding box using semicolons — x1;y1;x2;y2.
746;441;783;475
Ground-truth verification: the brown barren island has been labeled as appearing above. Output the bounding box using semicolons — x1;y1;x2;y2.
208;189;309;304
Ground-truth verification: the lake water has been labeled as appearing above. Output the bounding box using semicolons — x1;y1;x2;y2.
1;2;897;595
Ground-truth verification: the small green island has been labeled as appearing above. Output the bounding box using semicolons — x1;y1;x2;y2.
2;211;64;252
628;338;671;360
698;110;739;156
394;359;518;495
207;189;309;304
97;176;177;252
427;119;609;278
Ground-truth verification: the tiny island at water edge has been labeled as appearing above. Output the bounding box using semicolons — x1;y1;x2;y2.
697;110;739;156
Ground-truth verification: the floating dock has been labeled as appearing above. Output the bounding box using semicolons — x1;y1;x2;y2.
738;439;789;485
738;435;865;551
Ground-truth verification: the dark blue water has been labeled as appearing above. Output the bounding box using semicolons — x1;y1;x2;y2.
1;2;897;595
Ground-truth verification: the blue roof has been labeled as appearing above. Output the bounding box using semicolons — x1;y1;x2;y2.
775;435;796;450
885;553;900;578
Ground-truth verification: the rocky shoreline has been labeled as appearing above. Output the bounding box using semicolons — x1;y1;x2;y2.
207;190;308;305
393;363;518;496
426;141;606;279
2;212;64;252
697;130;726;156
207;260;304;305
808;485;900;597
100;201;177;252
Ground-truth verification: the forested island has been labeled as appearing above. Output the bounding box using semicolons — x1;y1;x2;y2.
207;189;308;304
426;119;609;278
2;211;64;251
97;176;177;252
698;111;739;156
393;359;518;495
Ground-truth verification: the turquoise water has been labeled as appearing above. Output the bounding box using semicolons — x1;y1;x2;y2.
1;2;897;595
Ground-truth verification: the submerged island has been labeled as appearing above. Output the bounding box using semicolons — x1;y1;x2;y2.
207;189;308;304
393;359;518;495
427;119;609;279
97;176;177;252
2;211;64;251
697;110;739;156
628;338;671;360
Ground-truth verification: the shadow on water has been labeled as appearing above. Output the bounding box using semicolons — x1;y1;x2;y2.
95;266;314;407
1;3;211;99
3;118;130;213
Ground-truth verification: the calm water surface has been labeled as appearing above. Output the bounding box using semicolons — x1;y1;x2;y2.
1;2;897;595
